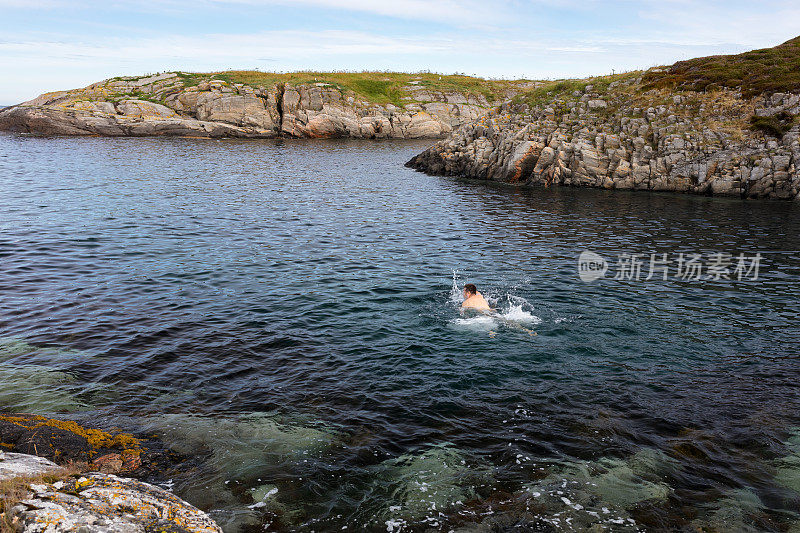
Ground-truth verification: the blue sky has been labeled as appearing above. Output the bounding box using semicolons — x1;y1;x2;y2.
1;0;799;103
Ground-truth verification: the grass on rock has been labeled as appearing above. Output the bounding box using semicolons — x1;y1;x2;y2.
643;36;800;97
514;71;641;108
187;71;532;107
0;464;85;533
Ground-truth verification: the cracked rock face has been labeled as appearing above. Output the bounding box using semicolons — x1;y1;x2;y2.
8;472;222;533
407;79;800;201
0;72;514;139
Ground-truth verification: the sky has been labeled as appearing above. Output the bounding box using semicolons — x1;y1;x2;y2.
1;0;799;103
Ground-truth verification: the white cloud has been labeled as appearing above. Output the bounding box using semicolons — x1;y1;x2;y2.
0;27;736;102
0;0;510;26
206;0;504;24
1;1;798;102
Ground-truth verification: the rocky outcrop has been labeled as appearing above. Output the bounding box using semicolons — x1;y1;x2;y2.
3;462;222;533
407;76;800;200
0;72;527;139
0;413;221;533
0;413;185;479
0;452;61;481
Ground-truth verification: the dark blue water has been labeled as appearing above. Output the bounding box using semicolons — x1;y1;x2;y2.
2;133;800;531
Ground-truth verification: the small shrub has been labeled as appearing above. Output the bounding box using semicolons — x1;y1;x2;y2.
749;112;796;137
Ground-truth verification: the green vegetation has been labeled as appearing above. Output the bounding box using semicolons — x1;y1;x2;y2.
643;36;800;97
184;70;531;107
107;90;167;105
514;71;640;108
349;78;404;107
749;112;798;137
174;72;206;88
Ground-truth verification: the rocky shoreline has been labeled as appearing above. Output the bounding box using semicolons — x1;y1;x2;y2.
1;453;222;533
406;85;800;200
2;40;799;202
406;38;800;200
0;72;531;139
0;413;217;532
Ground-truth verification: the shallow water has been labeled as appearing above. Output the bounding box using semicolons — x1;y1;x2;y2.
1;133;800;531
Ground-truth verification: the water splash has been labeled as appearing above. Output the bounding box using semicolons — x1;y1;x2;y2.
451;315;498;331
449;270;463;306
448;282;542;333
499;294;542;324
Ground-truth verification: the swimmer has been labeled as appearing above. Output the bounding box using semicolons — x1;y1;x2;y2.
461;283;493;311
460;284;537;336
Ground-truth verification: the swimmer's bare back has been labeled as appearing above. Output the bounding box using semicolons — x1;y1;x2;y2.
461;291;493;312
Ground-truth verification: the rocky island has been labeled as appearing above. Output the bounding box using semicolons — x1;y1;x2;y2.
1;37;798;202
0;72;533;139
407;36;800;200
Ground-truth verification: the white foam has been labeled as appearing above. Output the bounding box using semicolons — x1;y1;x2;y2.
451;315;497;331
447;276;546;334
500;305;542;325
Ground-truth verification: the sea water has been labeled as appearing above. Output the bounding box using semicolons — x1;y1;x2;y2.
1;134;800;531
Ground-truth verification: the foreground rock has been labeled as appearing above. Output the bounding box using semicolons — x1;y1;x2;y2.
0;452;61;481
0;417;218;532
0;72;531;139
5;466;222;533
408;38;800;200
0;413;188;480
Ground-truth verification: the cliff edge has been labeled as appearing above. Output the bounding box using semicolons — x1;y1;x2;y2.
0;72;534;139
407;37;800;200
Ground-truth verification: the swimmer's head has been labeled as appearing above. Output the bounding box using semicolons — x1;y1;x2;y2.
463;283;477;297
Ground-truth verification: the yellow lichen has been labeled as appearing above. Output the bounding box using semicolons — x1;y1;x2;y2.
0;415;141;457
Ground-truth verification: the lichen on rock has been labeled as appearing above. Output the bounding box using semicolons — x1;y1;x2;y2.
0;414;141;467
7;470;222;533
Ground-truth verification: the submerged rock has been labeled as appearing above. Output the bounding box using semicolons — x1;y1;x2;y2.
0;338;102;414
775;427;800;494
7;471;223;533
132;412;339;530
690;488;772;533
375;444;492;528
0;365;86;413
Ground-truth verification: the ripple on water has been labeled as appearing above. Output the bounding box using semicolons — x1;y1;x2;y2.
373;443;492;529
0;337;96;413
1;136;800;531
